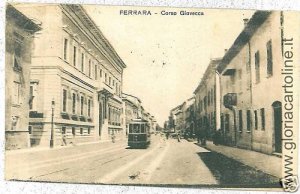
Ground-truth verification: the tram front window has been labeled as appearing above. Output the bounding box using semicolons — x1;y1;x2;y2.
129;124;133;133
141;124;145;133
133;124;140;133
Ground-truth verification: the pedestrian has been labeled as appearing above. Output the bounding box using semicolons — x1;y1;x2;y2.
111;132;116;143
177;133;181;142
62;133;67;146
213;130;218;145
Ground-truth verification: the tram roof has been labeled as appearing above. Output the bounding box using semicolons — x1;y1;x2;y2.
130;118;149;123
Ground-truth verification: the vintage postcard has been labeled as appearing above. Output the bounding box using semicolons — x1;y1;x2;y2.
4;2;299;192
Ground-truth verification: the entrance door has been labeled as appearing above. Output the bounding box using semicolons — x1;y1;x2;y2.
273;101;282;153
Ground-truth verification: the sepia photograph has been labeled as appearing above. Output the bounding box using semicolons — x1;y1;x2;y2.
3;1;299;192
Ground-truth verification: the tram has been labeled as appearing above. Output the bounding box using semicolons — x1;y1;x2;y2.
128;118;151;148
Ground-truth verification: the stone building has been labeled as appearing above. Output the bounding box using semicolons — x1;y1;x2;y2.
15;4;126;147
5;4;41;150
193;58;221;140
217;11;284;154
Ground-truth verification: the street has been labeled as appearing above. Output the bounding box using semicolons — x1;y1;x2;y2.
5;135;280;187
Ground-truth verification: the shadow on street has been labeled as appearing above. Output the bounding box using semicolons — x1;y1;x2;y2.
197;151;281;188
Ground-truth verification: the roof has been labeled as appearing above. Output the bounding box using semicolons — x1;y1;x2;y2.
217;11;271;73
194;58;221;94
61;4;126;69
6;4;42;32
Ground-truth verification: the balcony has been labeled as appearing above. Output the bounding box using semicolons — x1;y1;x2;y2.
29;111;44;118
71;114;78;121
223;93;237;108
222;68;236;76
61;112;70;120
79;115;86;122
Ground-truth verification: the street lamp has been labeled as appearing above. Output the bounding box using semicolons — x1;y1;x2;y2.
50;99;55;148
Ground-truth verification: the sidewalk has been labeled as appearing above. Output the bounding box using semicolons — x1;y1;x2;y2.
5;138;126;156
197;141;282;178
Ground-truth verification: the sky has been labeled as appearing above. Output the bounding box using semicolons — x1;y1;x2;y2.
84;5;254;126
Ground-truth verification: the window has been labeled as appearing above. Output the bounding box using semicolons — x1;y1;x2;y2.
100;69;102;77
113;80;115;86
220;115;224;131
73;46;77;66
88;59;91;77
29;86;33;110
246;110;251;132
105;73;107;83
80;128;83;135
254;110;258;130
12;82;21;105
116;83;118;94
72;93;76;114
141;124;145;133
62;89;67;112
63;38;68;61
72;127;76;136
267;40;273;77
62;127;66;134
109;76;111;86
225;114;230;132
211;88;214;105
255;51;260;83
13;39;22;70
95;65;98;80
239;110;243;132
88;98;91;117
87;127;91;134
28;126;32;135
80;96;84;115
208;91;210;105
260;108;265;130
81;53;85;72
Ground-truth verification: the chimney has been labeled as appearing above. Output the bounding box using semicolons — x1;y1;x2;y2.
243;18;249;26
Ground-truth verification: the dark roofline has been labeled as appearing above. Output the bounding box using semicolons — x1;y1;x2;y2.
6;4;42;32
122;92;142;103
217;11;271;73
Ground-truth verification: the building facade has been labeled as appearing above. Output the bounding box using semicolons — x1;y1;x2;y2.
15;4;126;147
194;59;221;140
5;4;41;150
217;11;284;154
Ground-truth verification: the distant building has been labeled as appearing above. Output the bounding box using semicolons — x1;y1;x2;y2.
185;101;195;137
217;11;283;154
193;59;221;139
122;93;141;136
5;4;41;150
181;97;195;137
15;4;126;147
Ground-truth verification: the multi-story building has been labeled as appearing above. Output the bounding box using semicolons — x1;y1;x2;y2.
170;104;183;134
185;101;195;137
122;93;140;135
15;4;126;147
182;97;195;137
5;4;42;150
194;59;221;139
217;11;284;154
